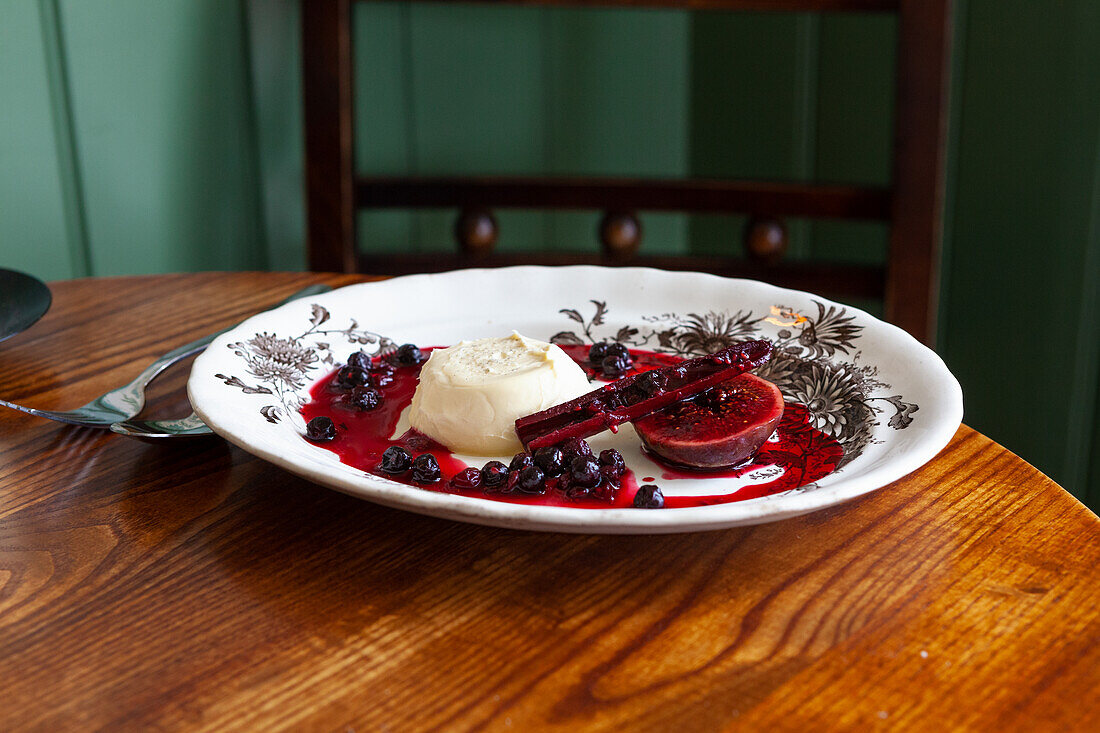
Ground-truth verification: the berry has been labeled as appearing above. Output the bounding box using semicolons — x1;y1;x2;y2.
636;370;668;397
570;456;601;488
369;360;395;376
516;465;546;494
347;351;371;370
559;437;594;463
601;354;629;378
480;461;509;489
305;416;337;442
563;482;592;500
533;446;566;477
391;343;423;366
411;453;441;483
451;467;482;490
606;342;631;362
509;452;534;474
592;479;621;500
588;342;611;363
379;446;412;473
633;484;665;508
335;365;369;390
369;371;395;389
348;386;382;411
598;449;626;479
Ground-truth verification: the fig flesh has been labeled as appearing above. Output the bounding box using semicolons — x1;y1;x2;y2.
633;373;784;469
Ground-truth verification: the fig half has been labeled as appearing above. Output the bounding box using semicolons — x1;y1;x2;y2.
633;373;784;469
516;339;773;450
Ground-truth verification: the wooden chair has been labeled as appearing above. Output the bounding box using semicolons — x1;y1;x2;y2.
301;0;952;345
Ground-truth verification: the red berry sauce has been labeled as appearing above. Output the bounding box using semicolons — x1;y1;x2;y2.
299;346;845;508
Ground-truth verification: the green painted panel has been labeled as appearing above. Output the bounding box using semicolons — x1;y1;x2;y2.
810;13;893;265
688;12;809;259
1084;241;1100;507
59;0;265;275
1090;345;1100;508
939;0;1100;498
247;0;305;271
406;3;549;252
350;2;690;257
1072;60;1100;507
543;8;690;254
688;12;892;269
408;6;546;176
813;14;894;185
353;1;417;255
0;0;78;281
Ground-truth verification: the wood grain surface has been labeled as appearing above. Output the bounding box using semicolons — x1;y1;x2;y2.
1;273;1098;732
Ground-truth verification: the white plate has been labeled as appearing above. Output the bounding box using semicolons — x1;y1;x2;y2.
188;267;962;534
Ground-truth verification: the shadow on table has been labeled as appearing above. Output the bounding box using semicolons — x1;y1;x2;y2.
107;440;923;726
113;439;865;637
113;438;789;623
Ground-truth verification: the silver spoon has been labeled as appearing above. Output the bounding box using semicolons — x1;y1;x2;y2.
0;283;332;433
0;268;52;343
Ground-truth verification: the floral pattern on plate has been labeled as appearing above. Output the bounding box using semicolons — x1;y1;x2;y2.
218;292;917;476
550;299;918;468
217;304;395;424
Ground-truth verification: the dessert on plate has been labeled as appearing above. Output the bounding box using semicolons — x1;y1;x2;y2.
298;330;842;509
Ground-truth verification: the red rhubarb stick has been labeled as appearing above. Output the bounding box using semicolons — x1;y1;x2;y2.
515;339;773;449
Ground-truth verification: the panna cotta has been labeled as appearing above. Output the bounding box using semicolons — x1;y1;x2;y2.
408;333;592;455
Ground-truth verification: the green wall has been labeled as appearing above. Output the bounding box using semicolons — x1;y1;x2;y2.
2;0;1099;510
689;11;894;278
2;0;269;279
348;2;691;256
1;0;83;279
940;0;1100;505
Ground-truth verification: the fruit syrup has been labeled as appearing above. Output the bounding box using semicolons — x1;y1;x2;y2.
300;346;845;508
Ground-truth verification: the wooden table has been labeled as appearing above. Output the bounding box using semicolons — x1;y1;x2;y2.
1;272;1098;731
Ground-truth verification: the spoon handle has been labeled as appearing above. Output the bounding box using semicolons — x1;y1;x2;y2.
0;284;332;430
110;413;212;439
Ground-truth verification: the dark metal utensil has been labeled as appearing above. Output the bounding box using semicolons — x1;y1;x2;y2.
0;268;52;343
0;283;332;433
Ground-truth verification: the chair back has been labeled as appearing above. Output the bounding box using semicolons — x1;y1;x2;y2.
301;0;952;345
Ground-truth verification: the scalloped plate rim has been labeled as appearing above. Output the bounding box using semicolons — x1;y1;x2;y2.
188;266;963;534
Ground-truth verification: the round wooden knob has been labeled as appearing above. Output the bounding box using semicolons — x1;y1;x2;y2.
743;218;788;264
599;211;642;258
455;208;498;255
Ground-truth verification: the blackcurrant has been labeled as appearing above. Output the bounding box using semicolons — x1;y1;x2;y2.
450;467;482;490
379;446;412;474
305;416;336;442
392;343;423;366
348;386;382;411
509;453;534;474
570;456;601;488
347;351;371;370
601;354;629;377
480;461;509;489
515;465;546;494
633;484;665;509
411;453;441;483
588;342;611;363
533;446;566;477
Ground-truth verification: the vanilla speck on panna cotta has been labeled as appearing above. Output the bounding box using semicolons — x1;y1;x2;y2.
407;332;592;455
